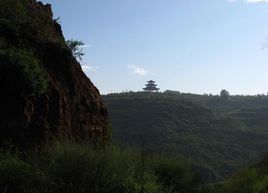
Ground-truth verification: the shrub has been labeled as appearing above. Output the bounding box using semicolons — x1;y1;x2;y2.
46;142;142;193
0;48;49;96
43;141;170;193
253;175;268;193
0;0;57;41
0;141;202;193
152;155;202;193
66;39;85;61
0;152;46;193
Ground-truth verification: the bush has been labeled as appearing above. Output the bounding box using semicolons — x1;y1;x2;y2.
0;48;49;96
45;142;162;193
208;166;268;193
0;0;58;41
152;155;201;193
0;141;202;193
0;152;47;193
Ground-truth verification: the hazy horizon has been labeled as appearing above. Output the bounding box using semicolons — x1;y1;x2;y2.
41;0;268;95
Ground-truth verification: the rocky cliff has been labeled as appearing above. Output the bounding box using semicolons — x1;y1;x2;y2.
0;0;108;147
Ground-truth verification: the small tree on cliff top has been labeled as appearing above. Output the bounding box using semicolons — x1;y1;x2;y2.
66;39;85;61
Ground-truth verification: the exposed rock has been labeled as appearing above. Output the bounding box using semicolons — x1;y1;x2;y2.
0;0;108;147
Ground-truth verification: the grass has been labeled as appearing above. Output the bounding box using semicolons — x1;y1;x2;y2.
0;140;202;193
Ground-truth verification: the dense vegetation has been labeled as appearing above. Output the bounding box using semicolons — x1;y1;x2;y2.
1;140;268;193
103;91;268;180
0;48;49;96
208;155;268;193
0;0;63;98
0;0;63;42
0;141;202;193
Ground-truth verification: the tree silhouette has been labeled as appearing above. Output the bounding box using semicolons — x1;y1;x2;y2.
220;89;230;99
66;39;85;61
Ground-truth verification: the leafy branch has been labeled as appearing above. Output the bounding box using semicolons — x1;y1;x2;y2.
66;39;85;61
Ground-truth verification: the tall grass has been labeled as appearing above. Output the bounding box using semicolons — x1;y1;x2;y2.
0;141;201;193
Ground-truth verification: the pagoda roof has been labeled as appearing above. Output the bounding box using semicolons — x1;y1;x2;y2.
145;83;157;87
143;87;159;90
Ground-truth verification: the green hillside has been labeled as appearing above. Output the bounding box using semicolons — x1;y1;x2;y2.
209;154;268;193
103;92;268;180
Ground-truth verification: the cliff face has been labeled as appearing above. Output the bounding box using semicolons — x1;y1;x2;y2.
0;0;108;147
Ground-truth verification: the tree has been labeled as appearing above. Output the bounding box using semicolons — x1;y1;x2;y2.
220;89;230;99
66;39;85;61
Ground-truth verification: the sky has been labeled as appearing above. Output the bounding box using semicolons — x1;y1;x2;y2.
41;0;268;95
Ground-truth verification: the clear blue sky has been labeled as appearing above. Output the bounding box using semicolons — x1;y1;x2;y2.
41;0;268;95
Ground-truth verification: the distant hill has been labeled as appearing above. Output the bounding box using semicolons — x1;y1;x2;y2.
103;92;268;180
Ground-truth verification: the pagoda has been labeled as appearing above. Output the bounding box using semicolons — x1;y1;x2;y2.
143;80;159;92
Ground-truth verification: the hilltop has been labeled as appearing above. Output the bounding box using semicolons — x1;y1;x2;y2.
103;91;268;180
